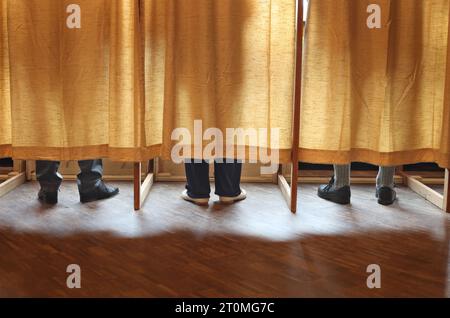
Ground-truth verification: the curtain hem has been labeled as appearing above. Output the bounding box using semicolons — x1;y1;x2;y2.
160;146;292;164
0;145;292;164
298;148;450;169
0;145;161;162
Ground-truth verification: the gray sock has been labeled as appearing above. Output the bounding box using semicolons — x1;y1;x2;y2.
376;166;395;189
333;164;351;189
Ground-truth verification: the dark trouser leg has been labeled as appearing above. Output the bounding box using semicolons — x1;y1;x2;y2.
376;166;395;189
36;160;62;191
214;159;242;197
184;160;211;199
77;159;103;193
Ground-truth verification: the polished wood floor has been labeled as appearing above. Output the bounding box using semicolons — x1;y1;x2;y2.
0;181;449;297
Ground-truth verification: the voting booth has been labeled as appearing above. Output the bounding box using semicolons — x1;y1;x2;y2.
0;0;449;212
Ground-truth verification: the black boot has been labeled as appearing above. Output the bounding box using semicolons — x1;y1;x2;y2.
38;188;59;205
376;186;397;206
318;176;351;205
36;161;62;205
79;181;119;203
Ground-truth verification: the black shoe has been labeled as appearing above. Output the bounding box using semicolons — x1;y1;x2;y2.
376;186;396;206
318;176;351;205
79;181;119;203
38;188;58;205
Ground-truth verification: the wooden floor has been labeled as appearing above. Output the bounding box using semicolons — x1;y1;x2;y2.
0;181;449;297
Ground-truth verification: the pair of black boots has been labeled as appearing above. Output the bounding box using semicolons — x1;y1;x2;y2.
37;160;119;205
318;176;397;206
38;180;119;205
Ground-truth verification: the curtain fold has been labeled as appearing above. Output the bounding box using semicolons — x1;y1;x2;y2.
299;0;450;168
442;1;450;167
0;0;10;158
0;0;296;163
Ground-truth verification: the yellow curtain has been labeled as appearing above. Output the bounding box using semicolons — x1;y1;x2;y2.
0;0;296;163
142;0;295;162
300;0;450;168
0;0;10;158
1;0;156;161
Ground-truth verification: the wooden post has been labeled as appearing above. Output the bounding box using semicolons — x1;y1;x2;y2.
277;0;302;213
290;0;303;213
25;160;35;181
133;161;155;211
397;165;407;185
444;169;450;213
134;162;141;211
444;3;450;213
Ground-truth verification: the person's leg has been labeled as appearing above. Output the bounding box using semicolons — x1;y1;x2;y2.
77;159;119;203
182;159;211;205
317;164;351;204
36;160;62;204
36;160;63;189
77;159;103;190
214;159;246;203
376;166;396;205
333;164;351;189
376;166;395;189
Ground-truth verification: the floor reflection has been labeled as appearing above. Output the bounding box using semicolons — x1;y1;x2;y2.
0;182;449;297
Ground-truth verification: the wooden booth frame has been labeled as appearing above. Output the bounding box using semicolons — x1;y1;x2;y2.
275;0;303;214
399;168;450;213
136;1;450;214
0;160;26;199
133;161;155;211
133;0;304;212
294;165;450;213
3;1;450;214
274;0;450;214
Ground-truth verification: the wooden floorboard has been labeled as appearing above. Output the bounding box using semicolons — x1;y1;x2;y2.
0;181;449;297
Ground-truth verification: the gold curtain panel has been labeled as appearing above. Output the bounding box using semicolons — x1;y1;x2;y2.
0;0;10;157
142;0;295;163
300;0;450;168
1;0;450;168
2;0;151;161
0;0;296;163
